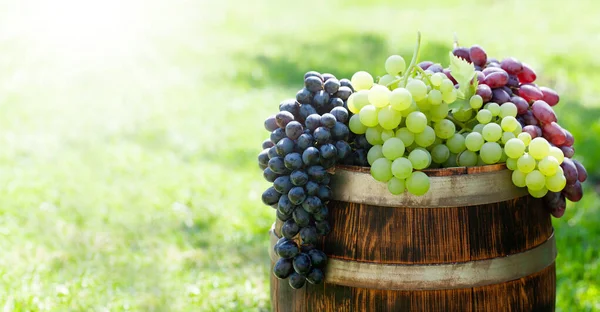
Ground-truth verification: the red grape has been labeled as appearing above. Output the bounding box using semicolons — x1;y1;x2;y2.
506;75;520;88
563;181;583;202
542;122;566;146
444;69;457;84
543;191;567;218
517;63;537;83
540;87;560;106
492;88;511;104
418;61;433;70
482;67;507;76
476;71;485;83
469;45;487;67
572;159;587;182
484;72;509;88
564;130;574;146
531;100;557;124
476;84;492;102
500;57;524;75
428;63;443;73
452;47;471;62
523;125;542;138
522;111;539;126
561;158;579;184
511;96;529;114
519;84;544;103
560;146;575;158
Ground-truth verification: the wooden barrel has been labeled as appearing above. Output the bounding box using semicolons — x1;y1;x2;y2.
269;164;557;311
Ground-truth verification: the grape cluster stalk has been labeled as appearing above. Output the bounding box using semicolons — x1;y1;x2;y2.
259;72;354;289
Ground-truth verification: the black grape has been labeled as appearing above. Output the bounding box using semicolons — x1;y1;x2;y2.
317;185;332;202
319;143;337;159
313;127;331;144
320;113;337;128
305;114;321;131
261;187;280;206
308;249;327;268
285;121;304;140
335;86;353;101
270;128;286;144
306;268;324;284
324;78;340;94
330;107;349;123
273;176;293;194
299;226;319;245
290;170;309;186
284;153;303;170
288;186;307;205
277;195;295;216
273;258;294;279
263;167;279;182
292;208;311;227
315;220;331;235
305;181;320;196
331;122;349;141
288;272;306;289
301;196;322;213
297;133;313;150
302;147;320;166
313;205;328;221
276;240;300;259
268;157;286;174
296;88;312;104
281;219;300;239
304;76;323;93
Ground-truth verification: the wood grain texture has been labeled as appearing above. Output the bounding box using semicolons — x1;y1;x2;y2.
271;264;555;312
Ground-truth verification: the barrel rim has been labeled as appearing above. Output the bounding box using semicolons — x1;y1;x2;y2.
269;227;557;291
330;165;528;208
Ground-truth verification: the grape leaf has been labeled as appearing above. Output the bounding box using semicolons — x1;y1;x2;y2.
448;52;478;111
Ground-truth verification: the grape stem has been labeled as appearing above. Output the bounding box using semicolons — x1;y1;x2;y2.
387;32;422;88
414;66;433;86
446;115;467;130
402;31;422;88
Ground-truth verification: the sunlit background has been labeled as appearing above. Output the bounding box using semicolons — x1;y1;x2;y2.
0;0;598;311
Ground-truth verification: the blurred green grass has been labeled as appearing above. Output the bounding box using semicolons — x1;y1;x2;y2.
0;0;598;311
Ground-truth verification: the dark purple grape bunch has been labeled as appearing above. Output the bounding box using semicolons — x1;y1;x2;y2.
450;44;588;216
259;71;355;289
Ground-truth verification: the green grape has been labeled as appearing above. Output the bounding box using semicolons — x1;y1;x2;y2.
442;88;458;103
351;71;374;91
528;186;548;198
499;102;518;118
499;149;508;163
518;132;532;146
391;157;413;179
367;145;384;165
476;109;493;124
378;74;397;87
369;84;391;108
453;109;473;122
525;170;545;190
431;144;450;164
517;153;536;173
457;150;478;166
428;89;443;105
428;137;443;150
439;79;454;93
501;131;516;144
370;158;393;182
382;137;405;160
408;148;431;170
415;126;436;147
446;133;466;154
546;171;567;192
406;79;428;101
500;116;519;132
349;114;367;134
400;101;418;117
444;153;458;167
430;73;445;87
395;127;415;146
406;111;428;134
416;98;432;111
511;122;522;136
469;95;483;109
388;177;406;195
378;105;402;130
504;138;526;159
381;128;395;141
359;105;379;127
528;138;550;160
365;126;384;145
480;142;503;164
347;90;370;114
506;157;518;170
389;88;413;111
538;156;559;176
434;119;456;139
482;123;502;142
465;132;484;152
385;55;406;75
472;124;485;133
549;146;564;164
430;103;449;121
512;169;527;187
406;171;430;196
484;102;501;116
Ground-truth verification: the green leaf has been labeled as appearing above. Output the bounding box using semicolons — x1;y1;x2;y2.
448;51;477;99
